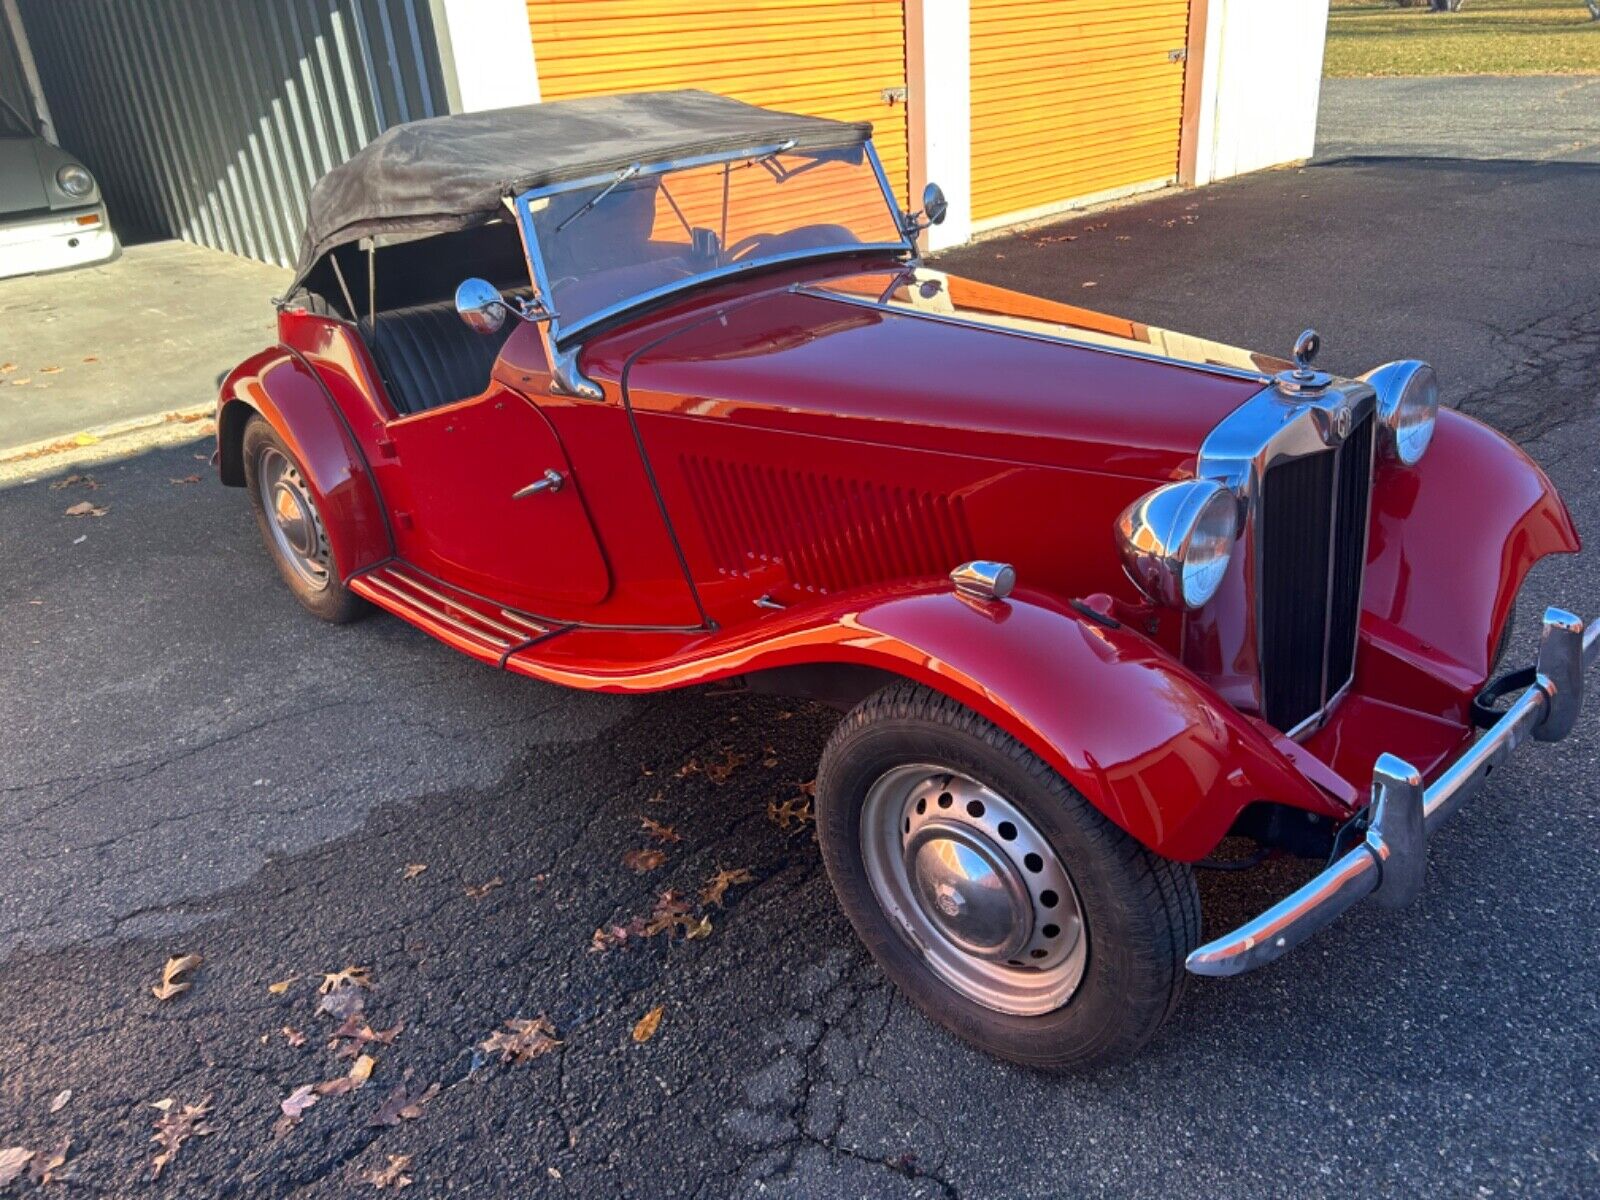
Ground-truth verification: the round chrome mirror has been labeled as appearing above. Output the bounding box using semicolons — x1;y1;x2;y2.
922;182;948;227
454;277;506;335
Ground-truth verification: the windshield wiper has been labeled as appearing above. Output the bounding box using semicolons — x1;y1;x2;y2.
556;162;642;232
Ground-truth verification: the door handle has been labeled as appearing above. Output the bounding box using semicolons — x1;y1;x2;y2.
513;468;565;499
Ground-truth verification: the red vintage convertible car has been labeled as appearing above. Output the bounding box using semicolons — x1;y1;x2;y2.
217;92;1596;1068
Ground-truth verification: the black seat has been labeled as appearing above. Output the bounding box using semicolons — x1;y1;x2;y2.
359;297;521;416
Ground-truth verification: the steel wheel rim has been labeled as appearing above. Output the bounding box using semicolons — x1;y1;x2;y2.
860;764;1087;1016
257;446;330;591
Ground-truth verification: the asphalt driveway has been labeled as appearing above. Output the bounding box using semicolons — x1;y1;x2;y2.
1;84;1598;1197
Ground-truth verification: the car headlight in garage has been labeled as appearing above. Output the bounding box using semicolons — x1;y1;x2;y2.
1116;479;1239;610
56;163;95;198
1364;359;1439;466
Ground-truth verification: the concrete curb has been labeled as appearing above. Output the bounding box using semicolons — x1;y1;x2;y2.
0;404;214;484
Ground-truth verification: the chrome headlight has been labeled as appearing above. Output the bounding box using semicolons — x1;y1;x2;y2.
1364;360;1438;466
1116;479;1239;610
56;163;95;197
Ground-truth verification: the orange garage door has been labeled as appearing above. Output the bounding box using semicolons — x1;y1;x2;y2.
527;0;910;214
970;0;1192;227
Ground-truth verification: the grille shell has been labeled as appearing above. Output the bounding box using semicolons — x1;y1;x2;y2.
1257;410;1375;732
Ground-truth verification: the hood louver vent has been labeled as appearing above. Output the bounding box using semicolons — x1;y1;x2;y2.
682;455;974;594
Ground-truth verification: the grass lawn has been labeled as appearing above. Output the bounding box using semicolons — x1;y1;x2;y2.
1325;0;1600;76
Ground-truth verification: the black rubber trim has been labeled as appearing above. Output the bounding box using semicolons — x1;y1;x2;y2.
1069;599;1121;629
1472;664;1538;730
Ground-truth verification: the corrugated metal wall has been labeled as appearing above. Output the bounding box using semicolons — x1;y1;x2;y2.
0;10;34;123
17;0;448;267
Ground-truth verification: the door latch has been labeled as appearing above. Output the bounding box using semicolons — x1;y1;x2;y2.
513;468;565;499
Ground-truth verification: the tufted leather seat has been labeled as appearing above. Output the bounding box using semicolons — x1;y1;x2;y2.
359;298;522;416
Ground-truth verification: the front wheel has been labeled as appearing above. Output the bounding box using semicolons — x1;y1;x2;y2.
241;416;368;624
816;683;1200;1070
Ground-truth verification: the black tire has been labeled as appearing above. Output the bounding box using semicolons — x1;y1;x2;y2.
241;416;369;625
816;682;1200;1070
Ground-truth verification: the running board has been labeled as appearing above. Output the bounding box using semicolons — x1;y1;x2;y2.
349;562;561;665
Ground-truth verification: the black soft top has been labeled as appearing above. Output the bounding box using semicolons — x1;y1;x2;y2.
291;90;871;290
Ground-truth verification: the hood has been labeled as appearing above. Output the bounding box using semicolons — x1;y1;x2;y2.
618;267;1278;479
0;137;49;215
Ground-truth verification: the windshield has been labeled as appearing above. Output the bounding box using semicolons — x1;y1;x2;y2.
521;143;906;340
0;99;35;139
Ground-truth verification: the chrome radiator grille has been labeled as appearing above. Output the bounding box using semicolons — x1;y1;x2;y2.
1257;410;1375;732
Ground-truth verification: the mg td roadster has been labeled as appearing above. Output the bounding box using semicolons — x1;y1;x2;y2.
216;91;1596;1068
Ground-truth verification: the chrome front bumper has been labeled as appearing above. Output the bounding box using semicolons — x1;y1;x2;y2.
1187;606;1599;977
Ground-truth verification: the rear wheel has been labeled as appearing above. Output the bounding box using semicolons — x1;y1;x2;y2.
816;682;1200;1070
242;416;368;624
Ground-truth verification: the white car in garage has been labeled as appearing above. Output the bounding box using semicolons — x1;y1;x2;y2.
0;96;115;279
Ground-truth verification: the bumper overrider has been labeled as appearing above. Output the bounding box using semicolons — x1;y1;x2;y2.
1187;606;1599;977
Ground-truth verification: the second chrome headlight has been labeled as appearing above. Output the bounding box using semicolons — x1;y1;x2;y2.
1364;359;1438;466
1116;479;1239;610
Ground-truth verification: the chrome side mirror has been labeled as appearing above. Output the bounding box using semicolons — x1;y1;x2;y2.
455;277;507;335
902;182;950;240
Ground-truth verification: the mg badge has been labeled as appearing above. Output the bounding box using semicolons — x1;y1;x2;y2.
1332;405;1352;441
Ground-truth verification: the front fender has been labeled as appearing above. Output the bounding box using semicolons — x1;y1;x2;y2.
217;347;391;581
849;591;1340;861
1365;408;1579;677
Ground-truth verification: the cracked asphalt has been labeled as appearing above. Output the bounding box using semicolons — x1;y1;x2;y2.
4;110;1600;1199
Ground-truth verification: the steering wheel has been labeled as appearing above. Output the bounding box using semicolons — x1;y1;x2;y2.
726;232;779;262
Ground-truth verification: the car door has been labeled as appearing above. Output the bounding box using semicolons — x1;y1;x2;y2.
385;383;611;615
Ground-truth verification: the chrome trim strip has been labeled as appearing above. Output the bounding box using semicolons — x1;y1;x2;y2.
375;568;532;642
792;281;1276;386
361;574;514;650
1187;608;1595;977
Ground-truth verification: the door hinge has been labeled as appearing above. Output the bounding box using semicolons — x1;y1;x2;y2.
881;86;907;105
1168;47;1188;63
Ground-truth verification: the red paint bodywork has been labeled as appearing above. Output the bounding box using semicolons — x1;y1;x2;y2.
217;253;1579;861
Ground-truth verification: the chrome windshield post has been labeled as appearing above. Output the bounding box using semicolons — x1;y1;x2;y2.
510;193;603;400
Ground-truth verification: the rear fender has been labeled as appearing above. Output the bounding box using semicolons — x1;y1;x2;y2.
1365;408;1580;678
217;347;391;580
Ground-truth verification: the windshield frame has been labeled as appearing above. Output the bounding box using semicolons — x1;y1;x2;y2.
511;137;913;348
0;97;38;139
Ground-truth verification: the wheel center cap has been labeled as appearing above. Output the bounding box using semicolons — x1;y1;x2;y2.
271;482;314;556
906;824;1032;959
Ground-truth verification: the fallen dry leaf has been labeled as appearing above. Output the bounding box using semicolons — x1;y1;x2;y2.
151;953;202;1001
464;876;503;900
589;921;642;953
64;500;108;518
320;966;372;994
150;1096;217;1178
361;1153;415;1189
622;847;666;873
330;1015;403;1058
40;365;62;374
480;1015;560;1065
632;1005;664;1044
0;1148;33;1187
282;1026;307;1048
0;361;15;373
704;747;750;784
700;866;756;908
682;914;713;940
48;1088;71;1113
169;474;201;485
766;795;814;831
268;974;303;995
9;378;30;387
316;1053;376;1097
400;863;427;880
48;473;98;490
317;984;366;1022
370;1081;439;1127
673;757;701;779
762;746;780;768
639;815;681;844
30;1136;70;1186
83;355;99;363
